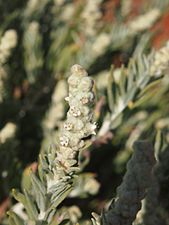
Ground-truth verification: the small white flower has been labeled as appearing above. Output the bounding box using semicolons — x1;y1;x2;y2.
80;96;89;104
60;136;69;147
80;92;95;104
69;106;81;117
64;122;73;131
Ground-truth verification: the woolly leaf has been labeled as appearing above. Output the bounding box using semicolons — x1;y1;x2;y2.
30;172;47;212
7;211;24;225
47;185;72;214
12;189;26;206
23;189;39;220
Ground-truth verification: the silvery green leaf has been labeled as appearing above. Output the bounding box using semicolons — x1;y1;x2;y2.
7;211;24;225
110;113;123;129
47;181;67;193
107;66;115;112
46;209;56;224
30;173;46;212
91;212;101;225
12;189;27;206
44;186;72;221
49;185;72;210
118;67;127;97
31;172;46;194
127;61;135;91
125;86;137;103
48;148;56;165
12;189;38;221
40;155;49;171
133;80;162;107
133;33;151;57
23;189;39;220
38;155;46;182
154;130;168;161
50;184;72;202
8;217;16;225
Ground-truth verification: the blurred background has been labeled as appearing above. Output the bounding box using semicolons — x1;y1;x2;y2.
1;0;169;224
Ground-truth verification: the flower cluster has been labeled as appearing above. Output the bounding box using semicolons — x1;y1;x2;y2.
150;41;169;76
81;0;102;37
59;64;96;163
0;29;17;65
0;123;16;144
46;64;96;191
128;8;160;33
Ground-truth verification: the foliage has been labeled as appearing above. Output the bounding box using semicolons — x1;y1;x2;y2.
0;0;169;225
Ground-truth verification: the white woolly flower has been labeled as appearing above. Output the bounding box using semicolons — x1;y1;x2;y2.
49;64;96;185
69;106;81;117
81;0;103;36
150;41;169;76
64;122;73;131
0;29;17;64
128;9;160;33
60;4;75;22
60;136;69;147
92;33;111;56
0;123;16;144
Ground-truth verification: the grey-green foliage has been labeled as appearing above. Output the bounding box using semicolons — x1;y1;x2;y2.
0;29;17;102
8;64;96;225
98;52;152;136
23;0;51;22
2;1;169;225
11;146;74;224
23;21;43;84
0;29;17;65
98;39;168;137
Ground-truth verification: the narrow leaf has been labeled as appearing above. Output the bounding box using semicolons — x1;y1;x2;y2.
7;211;24;225
23;189;39;220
